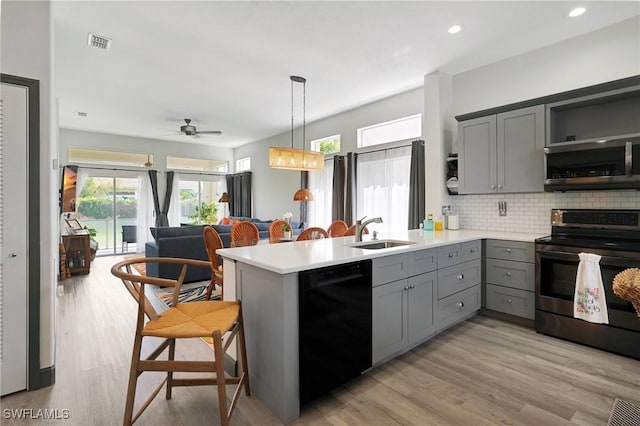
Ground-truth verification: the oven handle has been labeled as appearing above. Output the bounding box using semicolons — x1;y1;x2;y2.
537;249;640;267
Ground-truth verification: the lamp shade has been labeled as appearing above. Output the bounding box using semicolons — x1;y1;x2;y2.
269;147;324;172
218;192;230;203
293;188;314;201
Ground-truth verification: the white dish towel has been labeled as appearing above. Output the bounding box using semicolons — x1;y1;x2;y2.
574;253;609;324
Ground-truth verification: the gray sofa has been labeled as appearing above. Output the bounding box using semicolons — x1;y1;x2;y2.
145;218;303;283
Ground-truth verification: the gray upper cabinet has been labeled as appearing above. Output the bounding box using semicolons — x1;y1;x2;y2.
459;105;545;194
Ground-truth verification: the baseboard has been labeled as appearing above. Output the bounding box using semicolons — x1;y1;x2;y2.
30;366;55;390
480;308;534;328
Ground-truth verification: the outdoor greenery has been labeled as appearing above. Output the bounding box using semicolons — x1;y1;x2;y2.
189;201;219;225
76;177;137;219
318;138;340;154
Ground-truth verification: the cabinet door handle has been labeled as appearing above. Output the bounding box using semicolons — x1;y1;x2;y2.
448;253;454;258
403;286;409;291
470;248;476;253
506;248;512;253
506;299;513;304
490;185;495;190
409;284;415;289
9;252;17;258
457;301;464;309
458;273;464;280
506;272;512;277
497;184;502;190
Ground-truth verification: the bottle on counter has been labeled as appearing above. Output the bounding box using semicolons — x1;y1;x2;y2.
424;214;433;231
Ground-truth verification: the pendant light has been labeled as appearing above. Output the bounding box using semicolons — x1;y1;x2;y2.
293;188;313;201
268;76;324;172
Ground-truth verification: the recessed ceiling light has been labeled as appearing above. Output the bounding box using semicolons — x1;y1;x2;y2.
77;111;88;117
448;25;462;34
568;7;586;17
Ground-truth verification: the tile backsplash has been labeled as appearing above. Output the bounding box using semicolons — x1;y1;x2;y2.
450;191;640;235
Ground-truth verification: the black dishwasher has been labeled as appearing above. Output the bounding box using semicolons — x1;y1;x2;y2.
298;260;372;405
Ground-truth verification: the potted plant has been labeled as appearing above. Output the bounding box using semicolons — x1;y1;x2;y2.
282;222;292;240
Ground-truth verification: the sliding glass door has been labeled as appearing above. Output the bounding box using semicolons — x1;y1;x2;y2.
76;175;139;255
177;176;226;225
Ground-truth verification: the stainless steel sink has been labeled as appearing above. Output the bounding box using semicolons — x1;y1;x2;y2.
348;240;415;250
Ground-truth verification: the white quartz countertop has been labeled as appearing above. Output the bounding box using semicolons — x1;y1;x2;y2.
217;229;546;274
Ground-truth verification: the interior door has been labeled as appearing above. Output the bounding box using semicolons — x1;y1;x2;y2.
1;82;29;395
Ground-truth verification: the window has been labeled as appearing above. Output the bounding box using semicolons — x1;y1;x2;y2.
357;114;422;148
307;159;334;228
68;148;153;168
166;156;228;172
177;176;226;225
310;134;341;155
356;146;411;234
236;157;251;172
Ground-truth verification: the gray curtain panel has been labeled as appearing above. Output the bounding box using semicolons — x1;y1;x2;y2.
149;170;169;227
226;172;252;217
331;155;346;221
345;152;358;225
159;170;174;226
408;139;425;229
299;171;309;228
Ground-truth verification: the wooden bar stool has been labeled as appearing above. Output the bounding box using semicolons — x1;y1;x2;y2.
111;257;250;426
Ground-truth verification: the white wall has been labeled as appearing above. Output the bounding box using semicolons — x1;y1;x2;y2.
234;87;424;221
59;129;234;171
1;0;56;370
447;17;640;232
452;16;640;118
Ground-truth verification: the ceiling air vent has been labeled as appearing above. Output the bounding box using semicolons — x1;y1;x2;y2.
87;33;112;50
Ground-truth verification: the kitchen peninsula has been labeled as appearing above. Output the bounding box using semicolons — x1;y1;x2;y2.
217;229;543;423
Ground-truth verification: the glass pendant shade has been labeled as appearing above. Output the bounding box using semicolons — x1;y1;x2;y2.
269;147;324;171
293;188;314;201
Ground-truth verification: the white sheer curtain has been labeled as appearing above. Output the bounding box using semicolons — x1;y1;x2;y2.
356;146;411;235
308;159;334;229
136;173;153;252
75;168;89;202
168;173;181;226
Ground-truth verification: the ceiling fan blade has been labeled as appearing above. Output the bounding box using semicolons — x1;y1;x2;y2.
196;130;222;135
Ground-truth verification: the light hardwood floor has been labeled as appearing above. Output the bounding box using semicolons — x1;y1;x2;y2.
2;255;639;425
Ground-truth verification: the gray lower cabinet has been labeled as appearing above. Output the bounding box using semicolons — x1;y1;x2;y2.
372;241;482;365
372;272;436;364
435;242;482;328
484;239;535;319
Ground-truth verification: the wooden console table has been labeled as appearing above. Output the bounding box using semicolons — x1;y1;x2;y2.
61;231;91;275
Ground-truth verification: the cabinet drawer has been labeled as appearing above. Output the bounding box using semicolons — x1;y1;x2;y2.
435;284;481;324
372;254;407;287
437;244;461;268
485;284;534;319
407;248;437;277
437;259;481;300
485;259;535;291
486;240;534;263
461;240;481;263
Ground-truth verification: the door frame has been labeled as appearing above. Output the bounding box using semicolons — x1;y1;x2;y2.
1;73;46;390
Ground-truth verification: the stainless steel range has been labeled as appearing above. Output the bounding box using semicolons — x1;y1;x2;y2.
535;209;640;359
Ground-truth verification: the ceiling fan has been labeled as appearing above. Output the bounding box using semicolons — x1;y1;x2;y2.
178;118;222;137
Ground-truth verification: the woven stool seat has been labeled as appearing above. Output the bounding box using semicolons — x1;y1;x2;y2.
142;301;239;338
613;268;640;317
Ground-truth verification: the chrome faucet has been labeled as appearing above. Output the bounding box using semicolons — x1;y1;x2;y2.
355;216;383;242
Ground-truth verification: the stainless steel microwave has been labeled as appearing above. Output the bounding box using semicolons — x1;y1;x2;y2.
544;139;640;191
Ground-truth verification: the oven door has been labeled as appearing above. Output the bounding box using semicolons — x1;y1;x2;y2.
536;244;640;332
